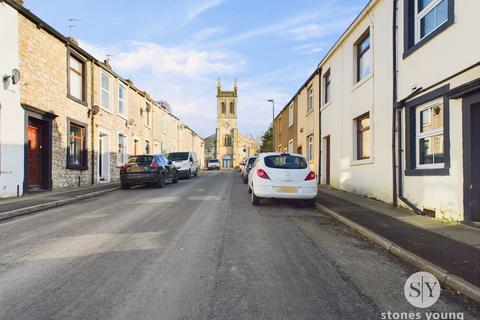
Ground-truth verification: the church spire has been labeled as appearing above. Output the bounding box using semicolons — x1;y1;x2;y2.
234;78;238;96
217;77;221;96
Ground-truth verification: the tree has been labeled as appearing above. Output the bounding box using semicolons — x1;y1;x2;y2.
259;123;273;152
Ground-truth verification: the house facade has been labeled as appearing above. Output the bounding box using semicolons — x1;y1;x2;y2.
0;0;24;197
2;0;204;196
274;98;297;154
274;0;479;222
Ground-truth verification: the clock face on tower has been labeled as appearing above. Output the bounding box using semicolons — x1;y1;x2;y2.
223;122;230;129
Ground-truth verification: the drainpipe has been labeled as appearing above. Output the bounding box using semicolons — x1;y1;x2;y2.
90;60;95;185
392;0;398;207
317;67;322;183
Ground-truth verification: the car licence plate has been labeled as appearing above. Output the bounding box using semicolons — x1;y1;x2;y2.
276;186;298;193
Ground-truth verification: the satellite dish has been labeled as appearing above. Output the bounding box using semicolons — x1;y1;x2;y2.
11;69;21;85
92;105;100;115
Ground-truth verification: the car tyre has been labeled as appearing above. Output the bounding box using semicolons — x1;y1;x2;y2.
303;198;316;207
194;169;198;177
187;170;192;179
172;171;178;183
157;173;166;188
248;185;252;194
251;188;260;206
243;177;248;184
121;183;130;190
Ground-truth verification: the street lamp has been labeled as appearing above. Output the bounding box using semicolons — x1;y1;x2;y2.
267;99;275;151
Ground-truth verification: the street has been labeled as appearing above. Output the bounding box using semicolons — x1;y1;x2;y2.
0;171;477;320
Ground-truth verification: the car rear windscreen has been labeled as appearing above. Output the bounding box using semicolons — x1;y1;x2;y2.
168;152;189;161
128;156;153;163
208;160;219;163
264;155;307;169
248;157;257;165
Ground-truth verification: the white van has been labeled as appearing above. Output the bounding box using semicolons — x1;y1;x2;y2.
167;152;199;178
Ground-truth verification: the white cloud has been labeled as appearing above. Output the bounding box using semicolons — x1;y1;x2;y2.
94;41;246;78
185;0;223;23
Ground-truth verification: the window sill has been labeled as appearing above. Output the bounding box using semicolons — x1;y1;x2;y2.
305;109;314;117
320;101;332;111
100;106;113;114
118;113;128;120
403;19;454;59
67;94;88;107
352;73;373;92
405;167;450;176
67;164;88;171
351;158;373;166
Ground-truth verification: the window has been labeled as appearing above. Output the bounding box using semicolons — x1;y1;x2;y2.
288;139;294;153
307;87;314;113
67;121;87;169
145;102;151;127
404;0;454;57
416;103;444;167
221;102;226;114
324;70;331;104
356;30;371;82
288;103;294;127
118;134;128;165
356;113;370;160
307;135;314;162
118;84;128;117
134;139;140;155
224;134;232;147
100;71;111;111
230;102;235;114
415;0;448;42
68;53;85;102
145;140;151;154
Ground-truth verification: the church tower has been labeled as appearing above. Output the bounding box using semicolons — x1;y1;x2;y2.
215;78;239;168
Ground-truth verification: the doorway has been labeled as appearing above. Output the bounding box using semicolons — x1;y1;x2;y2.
222;155;232;168
98;131;110;182
323;136;330;185
26;117;50;191
463;94;480;222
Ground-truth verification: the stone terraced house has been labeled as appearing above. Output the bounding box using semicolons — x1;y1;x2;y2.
0;0;204;195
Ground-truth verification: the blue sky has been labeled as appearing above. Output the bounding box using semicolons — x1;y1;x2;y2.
25;0;368;138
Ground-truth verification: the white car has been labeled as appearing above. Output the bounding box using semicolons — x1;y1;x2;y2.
167;152;199;178
247;152;317;206
207;159;220;170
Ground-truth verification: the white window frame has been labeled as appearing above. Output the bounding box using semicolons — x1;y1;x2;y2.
288;139;294;153
307;87;314;113
323;70;331;105
145;102;152;128
100;70;112;112
117;133;128;166
415;101;444;169
118;83;128;118
307;134;314;162
415;0;449;43
288;103;294;127
145;139;151;155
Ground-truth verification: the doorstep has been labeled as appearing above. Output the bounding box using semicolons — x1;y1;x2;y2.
315;186;480;303
0;183;120;221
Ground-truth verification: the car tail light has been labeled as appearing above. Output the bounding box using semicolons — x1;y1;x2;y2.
150;162;159;169
256;168;270;179
305;171;316;181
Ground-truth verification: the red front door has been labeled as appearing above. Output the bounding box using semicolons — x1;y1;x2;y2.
28;124;42;187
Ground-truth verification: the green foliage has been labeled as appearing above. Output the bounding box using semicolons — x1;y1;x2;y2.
260;123;273;152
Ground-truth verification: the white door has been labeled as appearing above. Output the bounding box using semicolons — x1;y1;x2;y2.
98;132;110;182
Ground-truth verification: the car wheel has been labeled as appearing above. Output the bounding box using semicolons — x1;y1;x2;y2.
172;171;178;183
194;169;198;177
187;169;192;179
303;198;316;207
243;177;248;184
157;173;166;188
251;188;260;206
248;185;252;193
121;183;130;190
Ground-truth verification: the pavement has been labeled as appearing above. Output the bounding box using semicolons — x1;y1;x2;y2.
0;183;120;221
316;186;480;304
0;172;478;319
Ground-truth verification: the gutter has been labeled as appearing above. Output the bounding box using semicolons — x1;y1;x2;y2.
317;67;322;183
392;0;398;207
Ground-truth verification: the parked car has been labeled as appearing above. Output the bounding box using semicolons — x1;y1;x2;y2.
207;159;220;170
120;155;178;189
167;152;199;178
241;156;257;184
247;153;317;206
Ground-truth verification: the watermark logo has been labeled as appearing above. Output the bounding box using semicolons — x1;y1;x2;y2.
404;271;441;308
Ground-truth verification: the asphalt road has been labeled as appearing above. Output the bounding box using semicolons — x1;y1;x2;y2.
0;171;477;320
